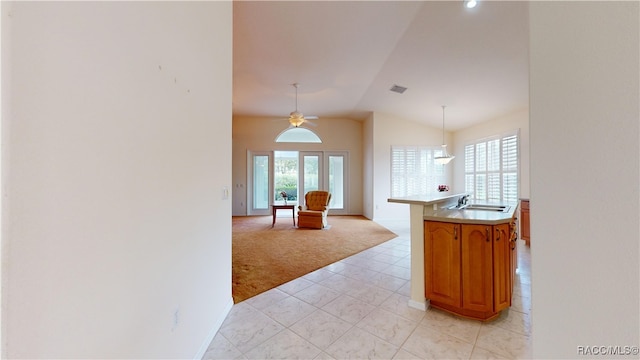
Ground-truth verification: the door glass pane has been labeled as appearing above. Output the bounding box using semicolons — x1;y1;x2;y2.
274;151;298;203
328;155;344;209
253;155;269;209
303;155;319;193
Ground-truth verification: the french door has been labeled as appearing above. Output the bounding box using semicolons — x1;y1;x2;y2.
248;151;273;215
248;150;348;215
326;152;346;212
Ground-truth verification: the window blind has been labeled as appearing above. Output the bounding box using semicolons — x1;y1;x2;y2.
464;131;519;202
391;146;445;197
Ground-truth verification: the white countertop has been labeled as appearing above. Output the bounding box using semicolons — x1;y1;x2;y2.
388;194;518;225
387;193;468;206
423;202;518;225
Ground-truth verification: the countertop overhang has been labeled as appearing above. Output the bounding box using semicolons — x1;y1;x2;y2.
387;193;468;206
388;193;518;225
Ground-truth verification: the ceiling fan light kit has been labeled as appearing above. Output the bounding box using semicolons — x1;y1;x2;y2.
287;83;317;128
288;111;305;127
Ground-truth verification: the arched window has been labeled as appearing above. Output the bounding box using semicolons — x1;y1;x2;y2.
275;127;322;143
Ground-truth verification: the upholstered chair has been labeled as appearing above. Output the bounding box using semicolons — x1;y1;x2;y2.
297;191;332;229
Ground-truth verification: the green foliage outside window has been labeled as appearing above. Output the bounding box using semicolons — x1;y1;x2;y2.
275;173;297;201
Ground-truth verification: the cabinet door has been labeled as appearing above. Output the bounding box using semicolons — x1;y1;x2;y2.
510;219;518;293
520;200;530;244
493;223;511;312
425;221;461;307
461;224;493;312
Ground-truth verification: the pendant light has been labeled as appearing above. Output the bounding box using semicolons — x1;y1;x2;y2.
434;105;455;165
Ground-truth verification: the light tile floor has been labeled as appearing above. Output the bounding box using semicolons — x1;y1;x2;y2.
204;218;531;359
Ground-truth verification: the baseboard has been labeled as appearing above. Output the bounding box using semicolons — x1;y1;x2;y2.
408;298;430;312
193;296;234;360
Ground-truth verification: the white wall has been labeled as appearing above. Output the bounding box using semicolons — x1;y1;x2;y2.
371;112;453;220
232;116;363;216
0;3;11;356
529;2;639;358
363;113;374;219
2;2;233;358
452;108;530;199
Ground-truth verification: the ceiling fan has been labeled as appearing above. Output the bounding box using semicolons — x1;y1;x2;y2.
287;83;318;127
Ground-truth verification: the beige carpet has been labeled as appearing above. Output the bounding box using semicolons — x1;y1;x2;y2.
232;215;398;303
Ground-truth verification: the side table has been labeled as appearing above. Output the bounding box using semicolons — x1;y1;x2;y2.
272;203;296;227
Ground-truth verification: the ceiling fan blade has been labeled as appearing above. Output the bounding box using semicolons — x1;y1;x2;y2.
304;115;319;120
304;119;317;127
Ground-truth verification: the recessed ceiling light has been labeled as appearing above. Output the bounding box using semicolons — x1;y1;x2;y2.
464;0;478;9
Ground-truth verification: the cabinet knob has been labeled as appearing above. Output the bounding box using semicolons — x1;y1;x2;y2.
486;227;490;242
454;226;458;240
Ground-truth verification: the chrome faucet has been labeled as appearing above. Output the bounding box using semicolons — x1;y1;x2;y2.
458;195;469;207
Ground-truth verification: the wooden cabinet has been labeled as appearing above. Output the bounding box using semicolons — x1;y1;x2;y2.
461;224;493;313
425;220;515;321
424;221;461;308
520;199;530;246
492;223;512;313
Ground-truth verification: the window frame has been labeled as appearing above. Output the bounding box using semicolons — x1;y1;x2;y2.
464;130;520;203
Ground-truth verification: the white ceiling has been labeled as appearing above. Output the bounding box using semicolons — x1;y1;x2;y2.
233;1;529;131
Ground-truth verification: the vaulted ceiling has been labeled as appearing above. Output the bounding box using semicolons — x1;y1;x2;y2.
232;1;529;131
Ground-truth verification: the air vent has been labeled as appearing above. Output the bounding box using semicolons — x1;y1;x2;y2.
390;84;407;94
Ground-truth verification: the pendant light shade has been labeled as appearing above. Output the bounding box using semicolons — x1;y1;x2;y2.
434;105;455;165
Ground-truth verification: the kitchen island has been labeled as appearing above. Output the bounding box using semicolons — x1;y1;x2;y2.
388;193;518;320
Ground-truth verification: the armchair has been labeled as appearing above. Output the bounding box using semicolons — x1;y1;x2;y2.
297;191;332;229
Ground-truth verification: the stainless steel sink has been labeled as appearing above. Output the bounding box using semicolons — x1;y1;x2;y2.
465;204;510;212
447;204;510;212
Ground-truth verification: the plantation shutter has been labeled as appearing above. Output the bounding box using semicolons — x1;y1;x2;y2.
502;134;519;202
391;146;446;198
391;147;409;197
464;131;519;202
465;144;475;197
